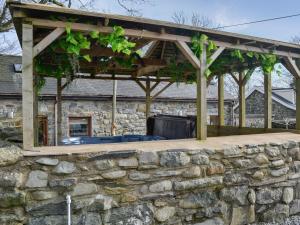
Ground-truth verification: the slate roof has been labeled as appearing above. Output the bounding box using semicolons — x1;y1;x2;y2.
0;54;234;101
234;86;296;111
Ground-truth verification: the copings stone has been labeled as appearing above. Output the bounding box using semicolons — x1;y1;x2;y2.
270;167;289;177
193;217;224;225
103;203;154;225
49;178;77;188
35;158;59;166
31;191;58;201
101;170;126;179
72;183;98;196
118;157;138;168
220;186;249;206
247;189;256;204
95;160;115;170
179;191;218;209
206;162;225;175
53;161;76;174
129;172;151;181
262;204;289;223
182;166;201;178
154;206;176;222
0;171;23;188
282;187;294;204
160;151;190;167
89;150;136;161
174;176;223;191
25;170;48;188
290;199;300;215
0;146;22;166
271;159;285;167
138;152;159;167
149;180;172;193
0;192;26;208
256;188;282;204
191;154;210;165
265;146;281;158
255;154;269;165
223;147;241;157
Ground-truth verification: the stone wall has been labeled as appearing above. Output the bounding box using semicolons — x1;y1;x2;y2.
1;140;300;225
0;98;233;145
234;90;296;128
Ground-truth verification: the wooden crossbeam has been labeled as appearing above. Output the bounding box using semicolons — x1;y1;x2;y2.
135;80;146;92
28;18;300;58
33;27;64;57
241;68;255;86
136;65;165;77
206;46;225;68
283;57;300;79
150;81;160;92
151;82;174;100
229;73;239;84
175;41;200;69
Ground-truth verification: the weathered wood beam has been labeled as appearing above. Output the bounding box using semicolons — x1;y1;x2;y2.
264;73;272;129
206;46;225;68
22;23;36;149
229;73;239;84
111;80;117;136
136;65;165;77
151;82;174;100
160;41;167;59
218;74;225;126
175;41;200;69
283;57;300;79
197;46;207;140
28;18;300;58
242;68;255;86
238;71;246;128
145;80;151;119
33;27;64;57
150;81;160;92
135;80;146;92
56;78;62;145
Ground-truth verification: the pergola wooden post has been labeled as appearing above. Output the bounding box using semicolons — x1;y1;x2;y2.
197;47;207;140
111;80;117;136
238;71;246;128
218;74;225;126
264;73;272;129
22;23;36;149
145;79;151;119
297;77;300;130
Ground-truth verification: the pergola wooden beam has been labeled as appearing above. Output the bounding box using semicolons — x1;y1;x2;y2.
136;65;165;77
175;41;200;69
151;82;174;100
144;41;160;58
283;57;300;79
27;18;300;58
238;71;246;128
33;27;64;57
207;46;226;68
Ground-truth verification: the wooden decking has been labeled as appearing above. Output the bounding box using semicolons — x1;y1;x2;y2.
24;132;300;157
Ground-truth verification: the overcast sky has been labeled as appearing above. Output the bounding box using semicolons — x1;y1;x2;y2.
95;0;300;42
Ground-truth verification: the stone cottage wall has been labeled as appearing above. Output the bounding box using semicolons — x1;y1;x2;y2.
0;99;233;145
1;140;300;225
234;90;296;128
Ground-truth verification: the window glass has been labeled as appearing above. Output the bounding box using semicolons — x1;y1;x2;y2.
69;117;91;137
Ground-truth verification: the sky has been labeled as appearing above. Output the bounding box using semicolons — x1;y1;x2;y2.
94;0;300;42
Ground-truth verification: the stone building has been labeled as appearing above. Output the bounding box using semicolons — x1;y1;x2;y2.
234;86;296;128
0;54;235;145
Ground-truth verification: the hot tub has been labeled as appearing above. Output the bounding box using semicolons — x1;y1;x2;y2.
61;135;164;145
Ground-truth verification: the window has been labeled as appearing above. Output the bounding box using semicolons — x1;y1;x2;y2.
69;117;91;137
13;64;22;73
38;116;48;146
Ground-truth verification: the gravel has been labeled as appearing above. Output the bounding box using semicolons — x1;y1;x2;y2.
251;216;300;225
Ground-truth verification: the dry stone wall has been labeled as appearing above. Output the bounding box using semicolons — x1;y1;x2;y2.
1;140;300;225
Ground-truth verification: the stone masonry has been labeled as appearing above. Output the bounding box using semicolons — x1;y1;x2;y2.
0;98;233;145
1;140;300;224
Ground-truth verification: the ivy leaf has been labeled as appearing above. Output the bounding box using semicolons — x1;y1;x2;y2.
113;26;125;36
66;24;72;34
90;31;99;39
83;54;92;62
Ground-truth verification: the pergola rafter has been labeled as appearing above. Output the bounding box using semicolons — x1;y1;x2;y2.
8;1;300;149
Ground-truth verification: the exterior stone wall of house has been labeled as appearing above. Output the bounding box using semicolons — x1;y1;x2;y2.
234;90;296;128
1;140;300;225
0;99;233;145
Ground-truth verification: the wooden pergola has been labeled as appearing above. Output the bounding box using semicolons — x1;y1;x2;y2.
8;1;300;150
